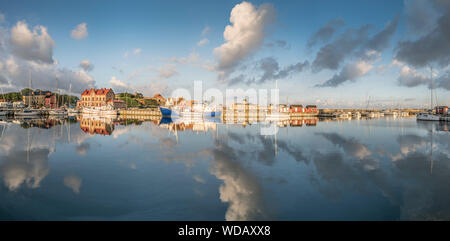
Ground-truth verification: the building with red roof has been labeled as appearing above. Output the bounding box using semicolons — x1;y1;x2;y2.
77;88;115;108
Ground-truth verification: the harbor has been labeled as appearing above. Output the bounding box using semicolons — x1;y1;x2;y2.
1;0;450;225
1;110;449;221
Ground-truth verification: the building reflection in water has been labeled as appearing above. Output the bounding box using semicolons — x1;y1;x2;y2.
78;116;116;136
3;114;448;220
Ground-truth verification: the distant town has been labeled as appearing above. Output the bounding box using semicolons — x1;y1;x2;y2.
1;87;449;122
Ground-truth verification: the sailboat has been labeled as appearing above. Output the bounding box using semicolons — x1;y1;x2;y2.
67;83;80;115
49;78;68;116
417;67;440;121
0;87;8;116
265;80;289;121
15;70;40;117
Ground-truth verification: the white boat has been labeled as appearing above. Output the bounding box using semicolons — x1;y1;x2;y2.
67;108;80;114
49;109;68;116
336;112;350;118
67;108;80;116
352;112;361;118
383;110;398;116
362;112;376;118
417;67;441;122
417;112;440;121
82;105;117;116
15;109;40;116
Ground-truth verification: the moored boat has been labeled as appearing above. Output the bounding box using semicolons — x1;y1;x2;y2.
417;67;442;122
82;105;117;116
159;106;180;117
15;109;40;116
416;112;441;121
49;109;68;116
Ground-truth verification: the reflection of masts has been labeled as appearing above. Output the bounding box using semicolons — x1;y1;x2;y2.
430;125;434;175
26;128;30;163
67;119;71;142
174;122;179;144
0;123;6;141
274;131;278;156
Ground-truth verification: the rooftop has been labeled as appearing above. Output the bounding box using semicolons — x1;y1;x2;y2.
81;88;114;96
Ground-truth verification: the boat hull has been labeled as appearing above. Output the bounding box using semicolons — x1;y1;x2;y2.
416;113;440;121
49;110;68;116
205;111;222;117
15;110;40;116
159;107;179;117
82;108;117;116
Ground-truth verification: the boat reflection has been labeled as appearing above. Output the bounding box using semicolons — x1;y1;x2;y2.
417;120;449;132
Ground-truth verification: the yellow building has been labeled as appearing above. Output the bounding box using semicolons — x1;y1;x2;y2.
79;117;114;135
22;90;50;107
77;88;115;108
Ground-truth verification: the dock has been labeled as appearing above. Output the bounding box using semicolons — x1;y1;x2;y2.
118;108;161;117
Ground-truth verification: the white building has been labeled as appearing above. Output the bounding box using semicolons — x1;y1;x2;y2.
13;101;25;108
0;102;10;108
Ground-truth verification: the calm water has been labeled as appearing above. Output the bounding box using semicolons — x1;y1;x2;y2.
0;116;449;221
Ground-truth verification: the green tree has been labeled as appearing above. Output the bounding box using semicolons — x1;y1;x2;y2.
21;88;33;96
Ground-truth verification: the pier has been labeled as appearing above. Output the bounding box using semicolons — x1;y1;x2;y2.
118;108;161;117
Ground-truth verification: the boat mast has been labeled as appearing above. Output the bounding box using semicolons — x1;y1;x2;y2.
430;66;433;111
56;77;59;109
69;83;72;107
29;69;32;107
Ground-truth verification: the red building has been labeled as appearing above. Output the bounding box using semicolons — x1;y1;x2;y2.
305;105;318;113
435;106;448;115
290;104;304;113
44;93;57;109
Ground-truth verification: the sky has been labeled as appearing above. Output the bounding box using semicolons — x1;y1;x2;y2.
0;0;449;108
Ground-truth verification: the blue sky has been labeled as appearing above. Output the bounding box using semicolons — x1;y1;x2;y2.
0;0;449;108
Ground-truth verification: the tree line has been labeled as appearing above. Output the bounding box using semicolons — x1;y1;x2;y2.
1;88;79;106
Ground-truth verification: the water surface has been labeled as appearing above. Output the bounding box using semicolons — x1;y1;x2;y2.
0;116;449;220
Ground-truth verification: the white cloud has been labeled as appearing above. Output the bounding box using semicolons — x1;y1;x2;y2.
397;65;430;87
5;57;19;76
109;75;168;96
70;22;88;40
201;26;211;36
317;60;373;87
133;48;142;54
0;56;95;93
1;149;50;191
205;142;268;221
124;48;142;58
79;59;94;71
157;64;178;79
197;38;209;46
390;59;404;67
169;52;199;65
63;175;82;194
109;76;132;92
213;1;275;80
9;21;55;64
